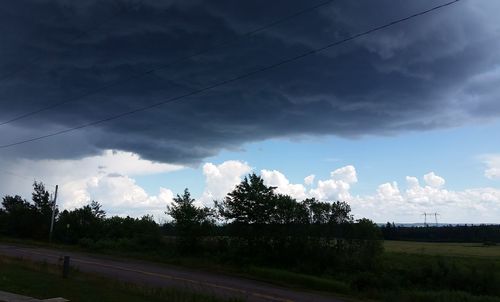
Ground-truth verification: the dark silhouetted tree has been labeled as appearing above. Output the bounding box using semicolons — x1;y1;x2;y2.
90;200;106;219
57;204;101;243
31;181;55;239
167;188;213;251
329;201;354;224
1;195;36;237
32;181;52;218
272;194;309;224
303;198;330;224
216;173;276;224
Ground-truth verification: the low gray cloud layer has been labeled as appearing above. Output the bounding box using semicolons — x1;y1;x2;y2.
0;0;499;164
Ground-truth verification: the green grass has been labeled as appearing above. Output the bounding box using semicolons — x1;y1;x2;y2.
0;238;355;299
381;290;500;302
2;237;500;302
384;240;500;258
246;266;350;294
0;256;239;302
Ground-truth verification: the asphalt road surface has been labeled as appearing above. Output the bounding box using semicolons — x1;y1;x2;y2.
0;244;342;302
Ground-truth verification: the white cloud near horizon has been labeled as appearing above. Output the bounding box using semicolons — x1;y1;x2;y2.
355;177;500;224
260;165;500;224
0;150;182;220
1;155;500;223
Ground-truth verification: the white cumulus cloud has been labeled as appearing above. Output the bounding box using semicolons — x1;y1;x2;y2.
330;165;358;183
200;160;252;205
83;174;174;220
423;172;446;187
352;172;500;223
304;174;315;186
261;170;307;200
249;166;500;224
260;165;358;202
310;166;358;201
483;154;500;179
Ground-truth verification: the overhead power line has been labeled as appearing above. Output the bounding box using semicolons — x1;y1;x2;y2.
0;0;461;149
0;1;144;82
0;0;336;127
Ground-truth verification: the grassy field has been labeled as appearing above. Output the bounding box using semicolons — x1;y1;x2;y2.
0;256;239;302
384;240;500;258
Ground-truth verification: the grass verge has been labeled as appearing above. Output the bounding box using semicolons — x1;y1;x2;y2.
381;290;500;302
246;266;350;294
2;237;500;302
0;256;240;302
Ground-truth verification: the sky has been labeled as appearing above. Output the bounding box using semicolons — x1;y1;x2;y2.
0;0;499;223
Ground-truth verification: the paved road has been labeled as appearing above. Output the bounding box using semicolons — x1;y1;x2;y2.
0;244;342;302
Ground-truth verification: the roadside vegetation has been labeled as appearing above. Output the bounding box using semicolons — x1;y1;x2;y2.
1;174;499;302
0;256;240;302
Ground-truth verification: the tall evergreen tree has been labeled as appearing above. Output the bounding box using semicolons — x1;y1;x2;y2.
166;189;213;250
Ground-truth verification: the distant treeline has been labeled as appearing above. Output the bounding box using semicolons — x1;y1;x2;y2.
381;223;500;243
0;174;382;274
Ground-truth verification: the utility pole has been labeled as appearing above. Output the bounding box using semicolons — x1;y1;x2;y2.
49;185;58;242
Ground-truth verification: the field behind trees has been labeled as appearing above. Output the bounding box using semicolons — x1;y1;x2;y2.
385;240;500;258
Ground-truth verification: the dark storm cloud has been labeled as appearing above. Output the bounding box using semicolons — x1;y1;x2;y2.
0;0;499;164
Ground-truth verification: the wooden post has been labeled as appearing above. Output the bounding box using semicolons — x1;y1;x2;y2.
62;256;70;278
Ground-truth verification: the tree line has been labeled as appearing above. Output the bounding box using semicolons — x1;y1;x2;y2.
1;174;383;274
0;182;54;239
382;222;500;244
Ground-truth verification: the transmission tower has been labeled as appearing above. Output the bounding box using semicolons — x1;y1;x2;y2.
432;212;440;227
422;212;428;227
422;212;440;227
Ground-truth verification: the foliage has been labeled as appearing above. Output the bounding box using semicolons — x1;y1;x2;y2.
0;182;55;239
215;175;354;226
382;223;500;243
52;199;161;250
32;181;52;220
348;252;500;300
0;195;37;237
56;202;105;243
215;173;276;224
90;200;106;219
212;174;382;273
166;189;213;251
